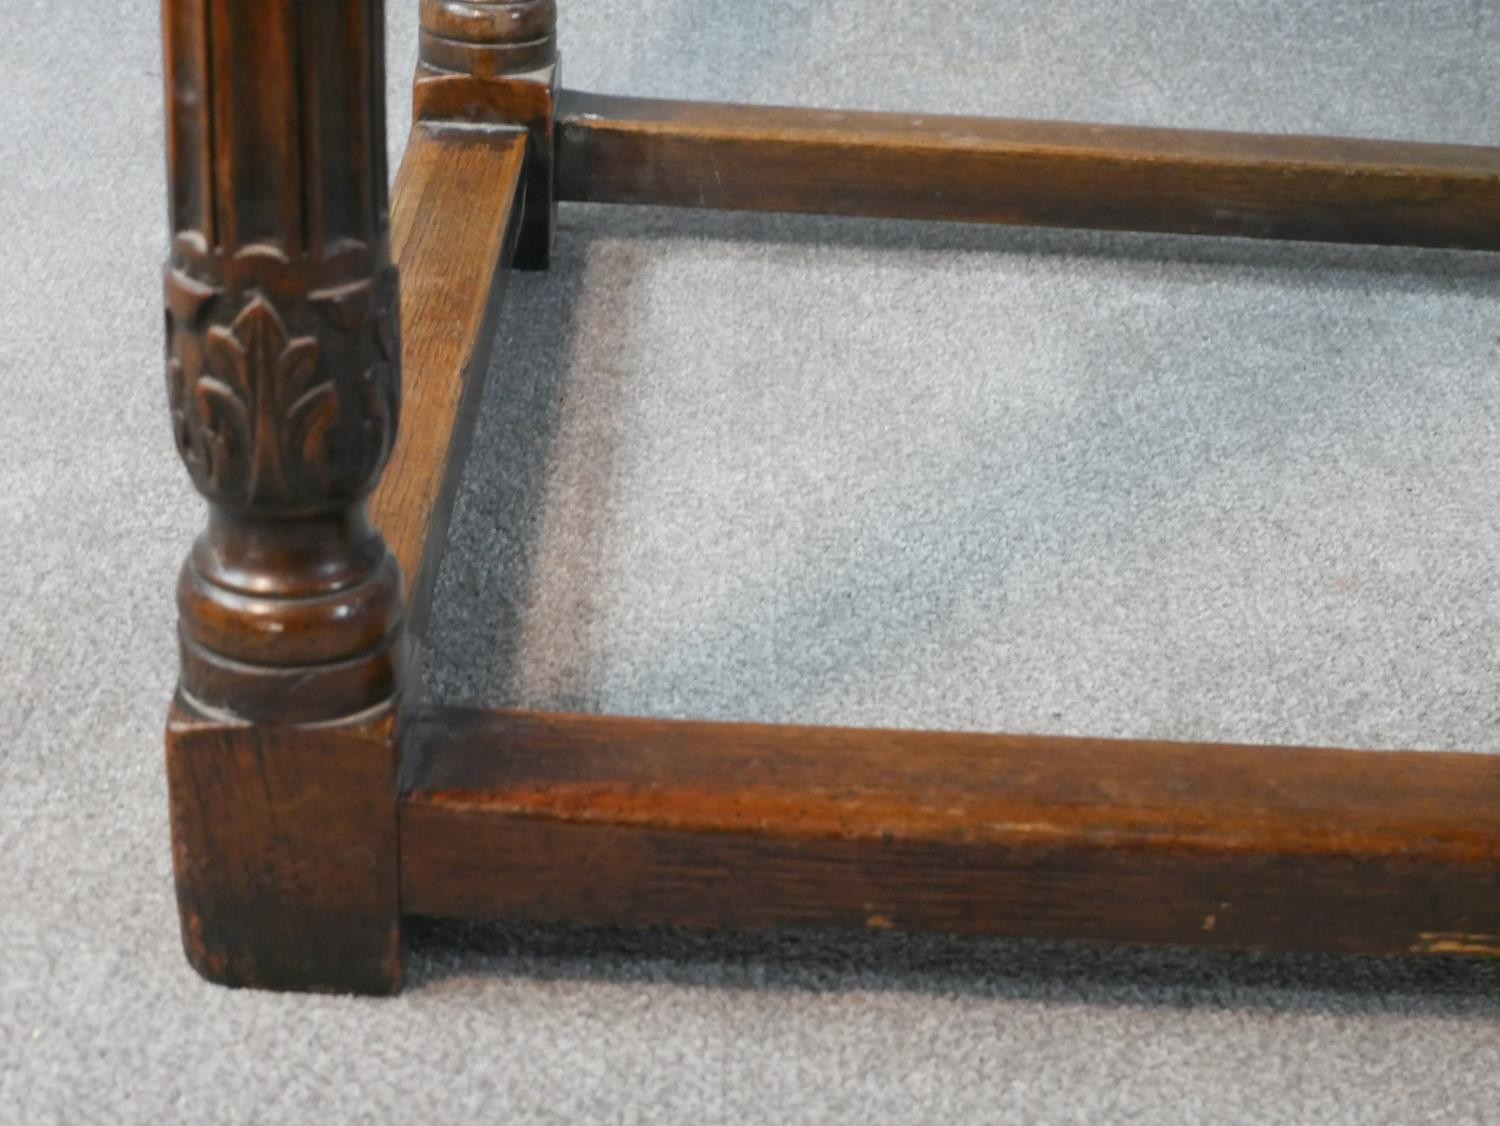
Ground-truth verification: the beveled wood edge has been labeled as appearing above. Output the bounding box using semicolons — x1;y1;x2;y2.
398;705;1500;958
557;90;1500;168
370;123;528;642
553;90;1500;249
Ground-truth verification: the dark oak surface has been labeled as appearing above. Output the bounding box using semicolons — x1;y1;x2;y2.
162;0;408;724
161;0;410;993
168;702;405;993
557;91;1500;249
416;0;558;267
370;124;527;641
158;0;1500;993
402;708;1500;956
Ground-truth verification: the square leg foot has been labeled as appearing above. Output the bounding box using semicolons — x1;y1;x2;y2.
166;698;405;995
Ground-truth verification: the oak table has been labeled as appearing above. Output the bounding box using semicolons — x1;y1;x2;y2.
159;0;1500;993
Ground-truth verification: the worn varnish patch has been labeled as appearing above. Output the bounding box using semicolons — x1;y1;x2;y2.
399;707;1500;956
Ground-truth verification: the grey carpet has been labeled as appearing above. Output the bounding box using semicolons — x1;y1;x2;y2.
5;2;1500;1123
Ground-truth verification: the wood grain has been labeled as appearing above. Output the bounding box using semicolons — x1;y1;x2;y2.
167;700;404;993
161;0;410;994
416;0;558;268
401;707;1500;956
557;91;1500;249
370;124;527;640
163;0;407;723
413;72;559;269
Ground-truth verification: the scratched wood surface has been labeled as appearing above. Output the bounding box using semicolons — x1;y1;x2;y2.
399;707;1500;957
556;91;1500;249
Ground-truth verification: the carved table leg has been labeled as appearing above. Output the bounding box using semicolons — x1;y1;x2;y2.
161;0;407;993
415;0;558;268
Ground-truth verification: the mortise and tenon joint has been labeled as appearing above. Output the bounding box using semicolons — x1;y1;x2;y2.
416;0;559;268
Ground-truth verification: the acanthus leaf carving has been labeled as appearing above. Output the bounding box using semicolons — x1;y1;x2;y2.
164;249;400;515
200;297;327;503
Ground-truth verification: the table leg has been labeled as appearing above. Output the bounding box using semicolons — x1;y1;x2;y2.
160;0;408;993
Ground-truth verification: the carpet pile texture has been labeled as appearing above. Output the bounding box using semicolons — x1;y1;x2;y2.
4;2;1500;1122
